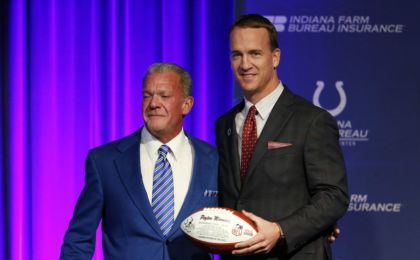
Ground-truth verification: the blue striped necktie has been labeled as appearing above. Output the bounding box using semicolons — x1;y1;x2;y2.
151;144;174;237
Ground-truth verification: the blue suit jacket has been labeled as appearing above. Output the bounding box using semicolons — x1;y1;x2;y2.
61;129;219;259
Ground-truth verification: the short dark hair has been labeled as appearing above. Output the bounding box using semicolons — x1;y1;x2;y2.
230;14;279;50
143;63;192;97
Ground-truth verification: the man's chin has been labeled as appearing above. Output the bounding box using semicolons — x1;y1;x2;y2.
239;82;257;92
145;122;166;133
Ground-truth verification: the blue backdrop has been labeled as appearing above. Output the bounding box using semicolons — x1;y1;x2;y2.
236;0;420;259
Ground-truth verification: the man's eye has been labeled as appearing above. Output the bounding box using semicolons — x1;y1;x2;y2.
231;53;241;58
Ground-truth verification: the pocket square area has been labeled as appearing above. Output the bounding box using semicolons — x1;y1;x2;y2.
267;141;292;149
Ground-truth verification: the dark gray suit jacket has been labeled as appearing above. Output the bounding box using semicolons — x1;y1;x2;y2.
216;87;349;260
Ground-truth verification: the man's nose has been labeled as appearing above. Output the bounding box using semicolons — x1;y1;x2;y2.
149;95;160;108
239;55;252;70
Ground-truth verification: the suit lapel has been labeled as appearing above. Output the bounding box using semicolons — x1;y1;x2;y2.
226;102;244;192
114;130;163;237
245;88;295;182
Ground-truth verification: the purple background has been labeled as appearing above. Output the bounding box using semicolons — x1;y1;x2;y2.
2;0;420;259
2;0;233;259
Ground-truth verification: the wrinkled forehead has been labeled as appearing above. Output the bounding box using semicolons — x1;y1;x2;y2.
143;72;182;93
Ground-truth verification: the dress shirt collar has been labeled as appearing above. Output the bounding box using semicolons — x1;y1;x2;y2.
141;127;188;162
242;82;284;120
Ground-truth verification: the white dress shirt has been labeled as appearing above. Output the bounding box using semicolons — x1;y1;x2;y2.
140;127;194;219
235;83;284;160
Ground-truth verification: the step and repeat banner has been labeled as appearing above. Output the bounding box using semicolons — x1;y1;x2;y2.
234;1;420;259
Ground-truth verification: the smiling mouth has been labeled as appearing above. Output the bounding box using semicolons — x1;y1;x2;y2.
241;74;256;80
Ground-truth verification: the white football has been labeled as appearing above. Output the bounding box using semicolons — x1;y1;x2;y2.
180;207;257;252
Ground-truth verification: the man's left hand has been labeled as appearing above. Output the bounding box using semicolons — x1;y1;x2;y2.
327;223;340;243
232;210;282;255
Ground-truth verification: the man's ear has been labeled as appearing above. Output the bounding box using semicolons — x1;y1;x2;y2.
273;48;281;69
182;96;194;116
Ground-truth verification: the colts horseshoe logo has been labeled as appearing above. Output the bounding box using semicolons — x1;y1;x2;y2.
313;81;347;117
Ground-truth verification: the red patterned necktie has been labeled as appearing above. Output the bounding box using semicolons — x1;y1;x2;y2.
240;105;257;183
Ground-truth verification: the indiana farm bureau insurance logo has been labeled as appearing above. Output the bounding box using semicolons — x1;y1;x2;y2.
349;194;402;213
265;15;405;33
313;81;369;147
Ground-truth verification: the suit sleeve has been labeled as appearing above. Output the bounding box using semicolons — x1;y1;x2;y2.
60;151;104;259
279;111;349;252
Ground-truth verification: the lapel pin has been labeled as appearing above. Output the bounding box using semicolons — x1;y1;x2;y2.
227;128;231;136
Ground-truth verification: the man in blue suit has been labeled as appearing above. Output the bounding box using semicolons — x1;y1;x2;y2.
61;63;218;259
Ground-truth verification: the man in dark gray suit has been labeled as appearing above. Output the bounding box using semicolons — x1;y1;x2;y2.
216;14;349;259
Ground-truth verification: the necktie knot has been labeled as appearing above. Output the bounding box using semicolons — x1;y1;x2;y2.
158;144;170;158
247;105;257;118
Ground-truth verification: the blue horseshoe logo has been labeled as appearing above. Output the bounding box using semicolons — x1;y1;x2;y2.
313;81;347;117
